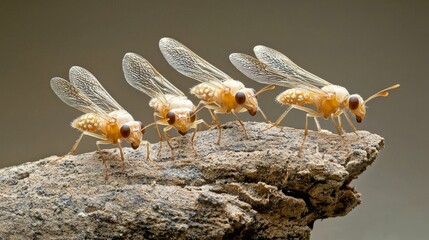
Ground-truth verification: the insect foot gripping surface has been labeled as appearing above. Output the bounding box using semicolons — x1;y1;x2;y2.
0;121;385;239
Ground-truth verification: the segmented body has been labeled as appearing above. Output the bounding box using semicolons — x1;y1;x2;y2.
191;79;246;113
277;85;350;119
72;110;134;144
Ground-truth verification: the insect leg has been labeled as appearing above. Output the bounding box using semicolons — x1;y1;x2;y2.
330;115;351;154
140;140;159;167
298;113;312;156
118;141;125;173
154;113;164;157
261;105;294;133
96;140;114;180
232;111;248;139
314;117;322;132
288;105;323;156
52;131;107;163
205;106;222;145
162;125;175;159
337;115;345;135
258;106;271;123
343;111;359;137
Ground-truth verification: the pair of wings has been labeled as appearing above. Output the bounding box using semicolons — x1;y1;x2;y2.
229;45;332;95
159;37;234;90
122;52;185;104
51;67;123;119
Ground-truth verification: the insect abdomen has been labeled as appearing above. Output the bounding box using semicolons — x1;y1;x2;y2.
277;89;312;105
72;113;105;133
190;83;219;102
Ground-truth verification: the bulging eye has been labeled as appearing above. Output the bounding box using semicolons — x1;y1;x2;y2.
349;96;359;110
235;91;246;104
189;111;196;122
120;124;130;138
167;111;175;125
137;121;145;134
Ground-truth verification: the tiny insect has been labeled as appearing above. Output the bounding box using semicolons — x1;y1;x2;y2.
122;52;209;158
50;66;150;178
230;45;399;152
159;37;274;145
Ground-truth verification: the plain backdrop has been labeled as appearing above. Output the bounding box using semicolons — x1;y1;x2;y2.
0;1;427;239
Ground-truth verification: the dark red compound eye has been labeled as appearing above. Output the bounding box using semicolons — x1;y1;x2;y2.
235;91;246;104
120;124;131;138
167;111;175;125
349;96;359;110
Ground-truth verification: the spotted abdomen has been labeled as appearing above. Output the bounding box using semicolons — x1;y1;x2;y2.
277;89;313;105
72;113;105;132
190;83;219;102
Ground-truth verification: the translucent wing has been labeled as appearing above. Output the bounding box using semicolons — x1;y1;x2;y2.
254;45;331;87
229;53;325;95
51;77;109;119
69;66;123;113
159;37;230;89
122;52;185;103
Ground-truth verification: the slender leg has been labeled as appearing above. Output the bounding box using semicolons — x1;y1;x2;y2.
330;116;350;154
337;115;345;135
298;113;311;156
118;141;125;173
284;105;323;156
52;131;107;163
154;113;163;157
190;119;208;155
232;111;248;139
207;108;222;145
163;126;174;159
96;140;113;180
314;117;322;132
258;107;271;123
261;105;294;132
141;140;159;167
343;111;359;137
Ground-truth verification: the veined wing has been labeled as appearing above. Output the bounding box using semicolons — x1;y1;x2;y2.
229;53;325;95
69;66;123;113
254;45;331;87
159;37;230;89
51;77;109;119
122;52;184;103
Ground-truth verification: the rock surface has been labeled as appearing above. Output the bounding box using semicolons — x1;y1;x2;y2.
0;122;384;239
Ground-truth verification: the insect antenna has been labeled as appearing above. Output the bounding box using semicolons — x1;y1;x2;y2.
364;84;400;104
255;84;276;96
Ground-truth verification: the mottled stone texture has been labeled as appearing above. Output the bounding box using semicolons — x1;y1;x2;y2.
0;122;384;239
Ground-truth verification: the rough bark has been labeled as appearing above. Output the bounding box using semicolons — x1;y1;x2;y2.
0;121;384;239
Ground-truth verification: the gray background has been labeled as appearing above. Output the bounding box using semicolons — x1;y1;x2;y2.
0;0;427;239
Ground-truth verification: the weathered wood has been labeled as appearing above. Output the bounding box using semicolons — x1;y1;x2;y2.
0;122;384;239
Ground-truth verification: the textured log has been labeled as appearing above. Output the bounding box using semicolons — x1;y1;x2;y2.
0;122;384;239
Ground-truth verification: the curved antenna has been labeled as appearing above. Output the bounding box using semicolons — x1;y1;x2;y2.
364;84;400;104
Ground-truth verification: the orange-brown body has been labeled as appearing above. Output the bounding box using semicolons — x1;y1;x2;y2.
71;110;140;145
149;94;197;135
191;79;255;114
277;85;350;119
